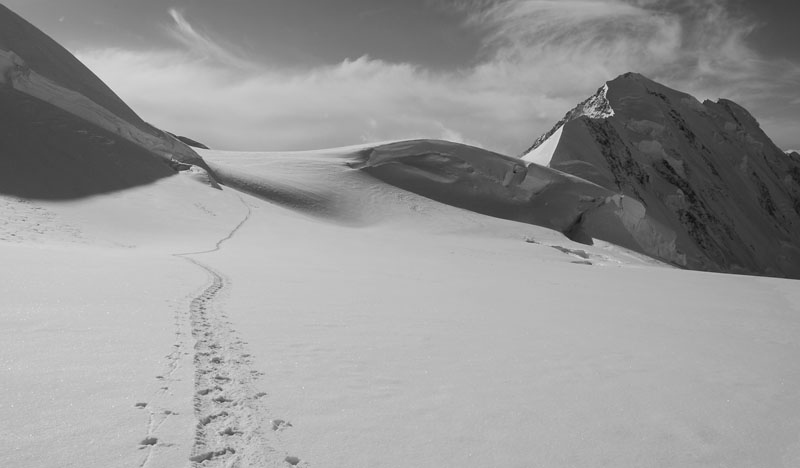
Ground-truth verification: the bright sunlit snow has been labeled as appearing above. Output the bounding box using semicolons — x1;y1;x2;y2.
3;145;800;468
522;124;563;166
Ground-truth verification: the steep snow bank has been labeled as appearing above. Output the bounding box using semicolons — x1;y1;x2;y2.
0;89;178;199
0;4;142;127
1;41;210;199
0;5;211;200
1;47;201;167
360;140;685;264
0;5;202;169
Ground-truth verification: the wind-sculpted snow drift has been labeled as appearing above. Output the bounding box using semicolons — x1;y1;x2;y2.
199;140;680;267
353;140;684;265
524;72;800;278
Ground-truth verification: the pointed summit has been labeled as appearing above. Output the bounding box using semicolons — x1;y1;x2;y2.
523;73;800;278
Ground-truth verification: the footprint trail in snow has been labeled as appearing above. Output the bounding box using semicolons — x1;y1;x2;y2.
137;195;303;467
185;256;277;467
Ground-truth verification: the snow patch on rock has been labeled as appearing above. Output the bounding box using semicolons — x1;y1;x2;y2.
583;84;615;119
522;84;614;158
521;124;563;166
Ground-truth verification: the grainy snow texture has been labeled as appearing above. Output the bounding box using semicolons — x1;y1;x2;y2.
2;4;800;468
5;147;800;468
196;148;800;468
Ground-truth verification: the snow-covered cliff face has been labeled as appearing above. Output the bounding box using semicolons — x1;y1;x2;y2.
525;72;800;278
0;5;207;198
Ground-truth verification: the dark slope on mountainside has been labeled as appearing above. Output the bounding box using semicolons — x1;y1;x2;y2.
0;4;142;127
0;90;179;199
523;73;800;278
0;4;209;199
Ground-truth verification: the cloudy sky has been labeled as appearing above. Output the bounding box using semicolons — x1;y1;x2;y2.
5;0;800;153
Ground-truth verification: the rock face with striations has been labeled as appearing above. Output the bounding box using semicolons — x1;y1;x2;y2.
523;72;800;278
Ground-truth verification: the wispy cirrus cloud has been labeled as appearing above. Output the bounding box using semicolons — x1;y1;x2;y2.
75;0;800;153
165;8;256;70
465;0;796;100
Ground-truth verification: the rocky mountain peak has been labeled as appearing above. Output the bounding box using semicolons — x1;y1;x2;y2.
522;72;800;278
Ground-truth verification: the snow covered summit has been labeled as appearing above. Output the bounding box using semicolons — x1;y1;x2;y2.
524;72;800;278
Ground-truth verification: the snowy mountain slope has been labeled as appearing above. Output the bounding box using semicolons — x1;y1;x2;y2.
5;141;800;467
4;0;787;276
200;140;685;267
356;140;686;264
0;173;255;468
524;73;800;278
3;112;800;468
203;209;800;468
63;146;795;468
0;146;664;468
0;5;207;198
1;242;205;468
2;5;800;467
